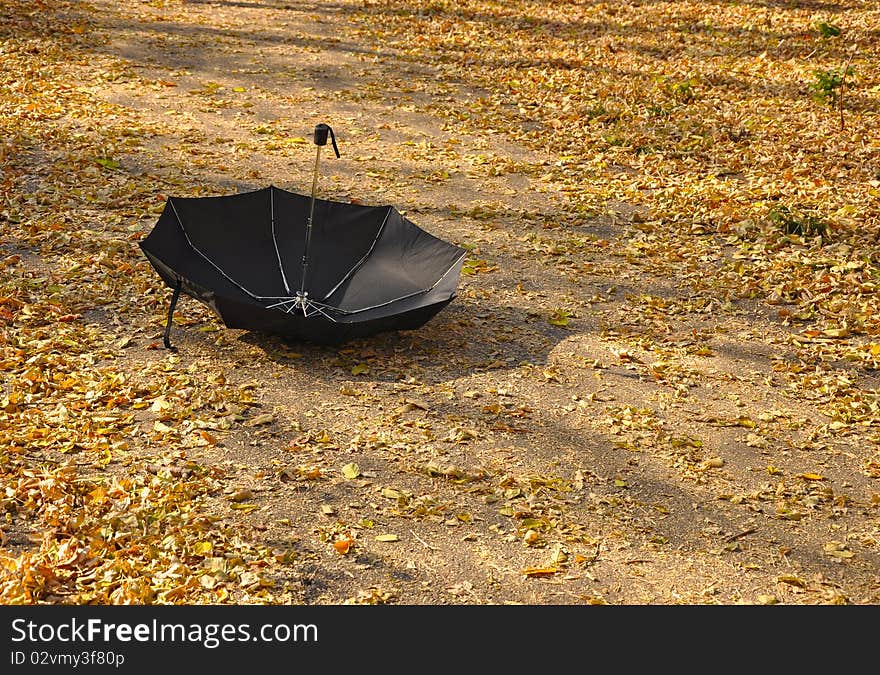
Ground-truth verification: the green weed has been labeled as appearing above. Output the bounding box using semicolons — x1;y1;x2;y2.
810;66;854;106
767;204;828;238
815;21;841;38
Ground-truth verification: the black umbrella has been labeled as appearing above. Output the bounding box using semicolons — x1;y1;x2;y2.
140;124;467;348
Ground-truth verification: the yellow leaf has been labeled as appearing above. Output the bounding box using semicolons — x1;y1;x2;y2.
799;473;825;481
351;363;370;375
375;534;399;542
777;575;806;588
230;503;259;512
342;463;361;479
87;486;106;504
548;309;571;327
193;541;213;555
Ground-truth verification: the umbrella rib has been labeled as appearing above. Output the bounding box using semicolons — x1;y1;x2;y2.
332;251;467;316
169;199;277;302
304;302;338;321
320;206;393;301
265;296;341;321
270;187;292;295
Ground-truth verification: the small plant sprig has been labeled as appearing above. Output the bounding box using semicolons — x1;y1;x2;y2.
810;65;852;106
815;20;841;38
809;49;857;130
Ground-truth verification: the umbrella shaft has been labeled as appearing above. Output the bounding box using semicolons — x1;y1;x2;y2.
301;145;322;296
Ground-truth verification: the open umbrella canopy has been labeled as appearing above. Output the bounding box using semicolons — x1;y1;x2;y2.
139;124;467;347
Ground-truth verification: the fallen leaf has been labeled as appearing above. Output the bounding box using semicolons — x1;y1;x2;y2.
198;430;218;446
823;542;855;558
523;529;540;545
522;567;559;577
193;541;213;555
95;157;120;170
777;575;806;588
548;309;572;327
151;396;170;413
230;503;259;513
245;413;274;427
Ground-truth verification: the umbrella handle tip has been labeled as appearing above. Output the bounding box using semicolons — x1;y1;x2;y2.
314;123;340;158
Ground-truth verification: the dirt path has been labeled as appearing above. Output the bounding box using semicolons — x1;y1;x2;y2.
2;0;879;605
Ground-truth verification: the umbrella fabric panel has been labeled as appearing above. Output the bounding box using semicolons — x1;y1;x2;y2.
271;188;388;299
332;254;465;322
170;188;289;299
328;208;466;314
213;292;455;344
140;203;257;305
332;267;464;323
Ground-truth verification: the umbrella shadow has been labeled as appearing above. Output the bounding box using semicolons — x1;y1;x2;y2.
237;295;569;386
